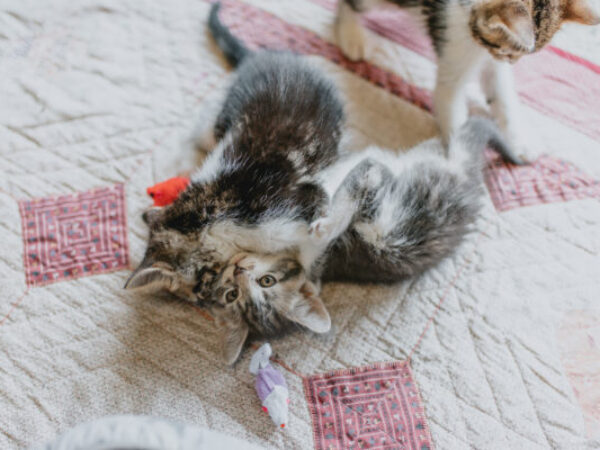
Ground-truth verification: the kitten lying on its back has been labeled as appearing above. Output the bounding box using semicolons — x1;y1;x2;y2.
209;117;522;363
336;0;599;157
124;3;344;304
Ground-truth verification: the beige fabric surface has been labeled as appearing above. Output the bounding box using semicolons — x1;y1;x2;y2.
1;0;599;448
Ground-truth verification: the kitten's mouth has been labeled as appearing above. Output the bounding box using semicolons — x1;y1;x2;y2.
229;252;249;266
231;255;255;273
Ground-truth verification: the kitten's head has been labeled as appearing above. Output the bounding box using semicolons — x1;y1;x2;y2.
470;0;599;62
211;252;331;364
123;207;219;304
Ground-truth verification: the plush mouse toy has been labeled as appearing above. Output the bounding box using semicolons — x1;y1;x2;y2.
250;343;289;429
146;176;190;207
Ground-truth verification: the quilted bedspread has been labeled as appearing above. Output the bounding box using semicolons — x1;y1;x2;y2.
1;0;599;448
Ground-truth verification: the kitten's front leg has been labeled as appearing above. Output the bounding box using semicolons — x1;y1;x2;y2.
434;37;487;144
309;158;384;244
481;59;536;162
433;80;466;145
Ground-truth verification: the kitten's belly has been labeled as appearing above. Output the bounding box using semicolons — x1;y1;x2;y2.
203;218;311;262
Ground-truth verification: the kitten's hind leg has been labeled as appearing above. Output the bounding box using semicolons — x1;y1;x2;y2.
481;59;537;163
309;158;387;244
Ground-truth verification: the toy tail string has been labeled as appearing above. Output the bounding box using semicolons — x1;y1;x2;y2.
0;288;30;327
248;342;303;377
269;354;303;378
407;228;488;363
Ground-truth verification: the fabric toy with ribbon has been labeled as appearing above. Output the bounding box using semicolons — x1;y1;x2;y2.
250;343;289;429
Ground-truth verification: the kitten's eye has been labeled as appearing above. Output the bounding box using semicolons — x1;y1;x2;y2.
225;288;239;303
258;275;277;288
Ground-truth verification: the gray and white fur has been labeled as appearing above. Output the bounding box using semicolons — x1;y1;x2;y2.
124;3;345;318
210;117;520;363
313;117;514;282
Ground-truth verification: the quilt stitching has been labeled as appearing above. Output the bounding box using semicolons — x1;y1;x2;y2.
421;376;547;447
457;296;545;444
2;124;178;170
0;290;30;328
2;1;599;448
484;153;600;211
445;217;586;445
505;339;554;447
406;228;555;446
427;308;549;447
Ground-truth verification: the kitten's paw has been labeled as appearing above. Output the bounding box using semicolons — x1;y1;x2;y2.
336;18;366;61
309;217;335;242
514;143;542;165
503;127;541;164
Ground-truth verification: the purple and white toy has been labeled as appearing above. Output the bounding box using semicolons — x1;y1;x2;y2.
250;343;289;429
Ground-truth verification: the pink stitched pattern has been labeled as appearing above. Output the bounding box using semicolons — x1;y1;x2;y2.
217;0;432;110
18;184;129;286
484;152;600;211
304;361;433;450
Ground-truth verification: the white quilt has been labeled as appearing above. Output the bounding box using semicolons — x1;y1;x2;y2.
1;0;599;448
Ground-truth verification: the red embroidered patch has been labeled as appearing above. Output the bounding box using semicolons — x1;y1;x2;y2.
484;152;600;211
304;361;433;450
18;184;129;286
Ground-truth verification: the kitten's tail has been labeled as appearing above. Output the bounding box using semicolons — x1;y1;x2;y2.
450;117;525;167
208;2;249;67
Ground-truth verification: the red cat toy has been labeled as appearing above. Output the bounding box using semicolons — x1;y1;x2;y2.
146;176;190;207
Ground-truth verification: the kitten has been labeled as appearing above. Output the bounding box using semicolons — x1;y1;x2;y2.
124;3;345;304
212;252;330;364
210;117;522;363
335;0;599;156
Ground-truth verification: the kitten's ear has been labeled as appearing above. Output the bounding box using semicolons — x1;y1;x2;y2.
142;207;163;226
488;4;535;51
283;282;331;334
218;310;250;365
124;259;176;290
564;0;600;25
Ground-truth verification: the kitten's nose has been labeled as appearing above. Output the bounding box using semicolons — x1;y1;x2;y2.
234;265;245;276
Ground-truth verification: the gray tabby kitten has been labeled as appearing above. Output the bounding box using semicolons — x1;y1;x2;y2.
336;0;599;158
124;4;344;309
210;117;523;363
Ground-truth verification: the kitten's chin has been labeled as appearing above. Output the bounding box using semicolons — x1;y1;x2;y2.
228;252;249;266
